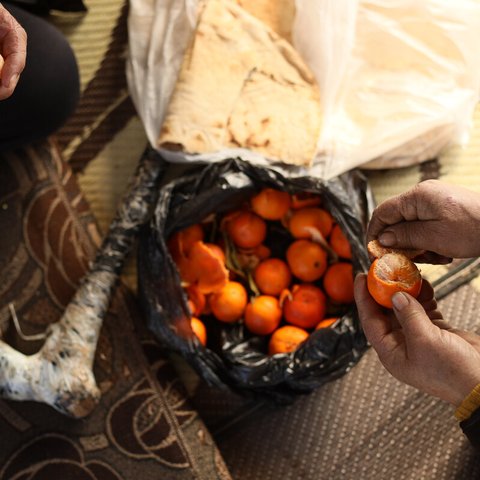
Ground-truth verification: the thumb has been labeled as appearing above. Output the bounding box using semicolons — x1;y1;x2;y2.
391;292;434;340
378;221;432;251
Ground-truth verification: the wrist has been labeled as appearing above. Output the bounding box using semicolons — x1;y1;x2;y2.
455;383;480;421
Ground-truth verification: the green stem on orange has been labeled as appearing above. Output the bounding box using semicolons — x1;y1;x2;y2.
223;231;246;279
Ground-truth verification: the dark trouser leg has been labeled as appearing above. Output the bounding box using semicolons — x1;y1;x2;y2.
0;4;79;152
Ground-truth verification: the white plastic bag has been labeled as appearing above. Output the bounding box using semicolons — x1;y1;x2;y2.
295;0;480;176
127;0;480;179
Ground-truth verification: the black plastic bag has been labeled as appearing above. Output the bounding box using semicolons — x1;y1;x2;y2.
138;157;374;401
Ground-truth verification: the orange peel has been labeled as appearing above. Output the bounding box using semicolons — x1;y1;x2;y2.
168;224;204;259
367;239;423;261
188;241;229;294
186;285;207;316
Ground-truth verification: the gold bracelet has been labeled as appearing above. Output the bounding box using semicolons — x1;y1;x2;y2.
455;383;480;422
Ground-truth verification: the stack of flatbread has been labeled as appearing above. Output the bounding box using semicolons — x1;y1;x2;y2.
158;0;322;167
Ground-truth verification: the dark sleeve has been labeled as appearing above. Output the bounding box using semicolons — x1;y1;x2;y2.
460;407;480;448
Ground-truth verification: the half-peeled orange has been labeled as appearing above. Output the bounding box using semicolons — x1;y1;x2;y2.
367;244;422;309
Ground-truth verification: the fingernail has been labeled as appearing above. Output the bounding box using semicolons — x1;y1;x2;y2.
379;231;396;247
392;292;409;311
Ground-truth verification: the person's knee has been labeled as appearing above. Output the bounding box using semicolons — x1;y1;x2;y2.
0;7;80;151
27;26;80;135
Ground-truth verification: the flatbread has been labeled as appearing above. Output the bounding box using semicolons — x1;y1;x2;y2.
234;0;296;43
158;0;321;167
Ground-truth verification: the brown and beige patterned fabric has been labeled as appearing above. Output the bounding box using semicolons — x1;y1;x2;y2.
0;141;231;479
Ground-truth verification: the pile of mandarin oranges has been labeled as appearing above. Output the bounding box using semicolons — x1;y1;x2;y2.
168;188;355;356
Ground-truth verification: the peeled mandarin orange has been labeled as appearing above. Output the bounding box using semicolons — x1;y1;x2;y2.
244;295;282;335
288;208;333;239
268;325;309;355
367;252;422;309
251;188;291;220
191;317;207;346
323;262;354;304
283;284;326;329
330;224;352;259
227;211;267;249
210;281;248;323
286;239;327;282
254;258;292;296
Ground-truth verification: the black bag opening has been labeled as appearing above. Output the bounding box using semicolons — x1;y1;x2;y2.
138;156;374;402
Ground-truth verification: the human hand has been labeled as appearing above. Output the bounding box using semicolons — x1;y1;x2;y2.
367;180;480;262
354;273;480;407
0;3;27;100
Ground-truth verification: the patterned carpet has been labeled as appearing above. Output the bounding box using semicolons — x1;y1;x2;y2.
44;1;480;478
0;141;231;479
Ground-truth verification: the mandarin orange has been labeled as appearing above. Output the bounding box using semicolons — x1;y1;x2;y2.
283;284;326;329
251;188;291;220
330;224;352;259
254;258;292;296
323;262;354;304
288;207;333;240
227;211;267;249
290;192;322;210
286;240;327;282
244;295;282;335
315;317;339;330
210;281;248;323
191;317;207;346
367;253;422;308
268;325;309;355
